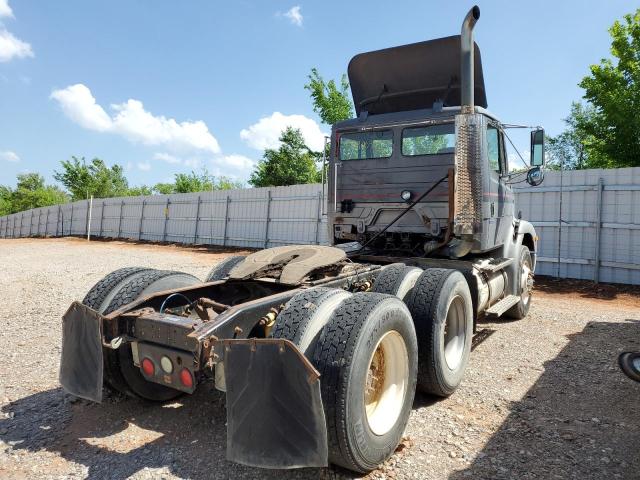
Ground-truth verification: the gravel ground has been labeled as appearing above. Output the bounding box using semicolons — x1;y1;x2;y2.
0;237;639;480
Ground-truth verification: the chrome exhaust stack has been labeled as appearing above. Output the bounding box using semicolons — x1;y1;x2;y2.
460;6;480;113
452;5;483;257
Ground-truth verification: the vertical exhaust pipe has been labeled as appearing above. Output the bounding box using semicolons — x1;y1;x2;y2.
451;5;482;257
460;6;480;113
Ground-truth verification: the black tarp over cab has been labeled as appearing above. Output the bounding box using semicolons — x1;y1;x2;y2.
348;35;487;116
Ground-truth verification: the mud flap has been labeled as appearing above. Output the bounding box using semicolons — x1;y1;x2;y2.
59;301;104;403
223;339;328;469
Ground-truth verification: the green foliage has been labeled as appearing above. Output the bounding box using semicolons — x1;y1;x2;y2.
545;103;601;170
152;183;175;195
174;171;213;193
126;185;153;196
305;68;354;125
0;185;14;216
0;173;68;215
54;156;130;200
577;8;640;167
249;127;321;187
216;176;245;191
153;170;244;194
550;9;640;170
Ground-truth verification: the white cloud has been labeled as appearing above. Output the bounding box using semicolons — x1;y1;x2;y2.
284;6;303;26
0;150;19;162
0;0;13;18
51;83;221;154
240;112;326;152
0;29;33;62
50;84;112;131
153;152;181;164
218;154;255;170
137;161;151;171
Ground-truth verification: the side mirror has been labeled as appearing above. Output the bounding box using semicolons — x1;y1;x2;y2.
530;129;545;167
526;166;544;186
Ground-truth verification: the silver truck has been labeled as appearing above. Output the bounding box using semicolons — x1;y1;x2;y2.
59;6;545;474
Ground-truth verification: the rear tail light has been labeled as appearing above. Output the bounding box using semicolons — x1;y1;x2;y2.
179;368;193;388
141;357;155;376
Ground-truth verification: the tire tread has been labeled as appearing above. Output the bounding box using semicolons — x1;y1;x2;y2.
314;293;393;472
406;268;457;395
205;255;245;282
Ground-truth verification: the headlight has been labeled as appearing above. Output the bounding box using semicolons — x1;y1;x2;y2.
401;190;412;202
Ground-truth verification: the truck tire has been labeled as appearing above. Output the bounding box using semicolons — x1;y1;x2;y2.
205;255;246;282
271;287;351;356
504;246;533;320
406;268;473;397
313;293;418;473
82;267;153;394
372;263;423;301
102;269;200;402
82;267;151;313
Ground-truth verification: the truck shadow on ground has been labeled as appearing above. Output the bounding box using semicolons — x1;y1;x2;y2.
0;384;338;479
450;319;640;480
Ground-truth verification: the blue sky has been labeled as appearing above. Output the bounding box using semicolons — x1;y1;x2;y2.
0;0;637;188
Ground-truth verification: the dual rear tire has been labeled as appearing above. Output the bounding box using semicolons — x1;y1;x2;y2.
372;264;474;397
82;267;202;401
272;289;418;473
271;264;474;472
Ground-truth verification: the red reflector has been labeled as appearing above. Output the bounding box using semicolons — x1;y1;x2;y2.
141;358;155;376
179;368;193;388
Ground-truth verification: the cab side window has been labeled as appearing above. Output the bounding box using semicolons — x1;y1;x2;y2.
487;125;500;173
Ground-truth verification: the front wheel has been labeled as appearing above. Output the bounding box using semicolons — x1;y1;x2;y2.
504;246;533;320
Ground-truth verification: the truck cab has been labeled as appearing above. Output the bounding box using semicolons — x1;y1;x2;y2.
327;35;544;263
330;106;515;254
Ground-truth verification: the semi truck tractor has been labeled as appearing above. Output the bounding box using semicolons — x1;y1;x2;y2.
59;6;545;473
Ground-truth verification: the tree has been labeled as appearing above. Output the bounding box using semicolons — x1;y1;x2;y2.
546;103;600;170
305;68;354;125
174;171;213;193
0;185;13;216
216;176;244;190
577;9;640;167
153;170;244;194
54;156;130;200
152;183;175;195
1;173;68;214
126;185;153;196
249;127;321;187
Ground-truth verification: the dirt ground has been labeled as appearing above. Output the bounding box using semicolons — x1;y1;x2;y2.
0;237;639;480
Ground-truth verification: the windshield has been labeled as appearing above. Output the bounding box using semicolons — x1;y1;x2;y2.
402;123;455;156
339;130;393;160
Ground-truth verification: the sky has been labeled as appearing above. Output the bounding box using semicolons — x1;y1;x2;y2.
0;0;638;188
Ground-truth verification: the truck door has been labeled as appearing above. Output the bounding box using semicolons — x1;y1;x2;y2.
486;124;502;246
486;124;514;246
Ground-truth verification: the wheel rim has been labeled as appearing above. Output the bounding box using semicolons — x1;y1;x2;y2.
444;295;466;370
364;330;409;436
520;258;533;305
